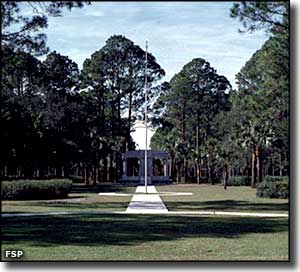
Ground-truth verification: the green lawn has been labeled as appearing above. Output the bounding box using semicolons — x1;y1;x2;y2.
1;183;289;261
157;184;289;214
1;214;288;261
1;183;135;213
2;183;289;214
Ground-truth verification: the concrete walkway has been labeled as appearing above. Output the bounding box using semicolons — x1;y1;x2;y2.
1;210;288;218
1;185;289;217
125;186;168;213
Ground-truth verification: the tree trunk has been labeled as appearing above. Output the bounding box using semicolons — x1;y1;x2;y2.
256;145;263;183
18;168;22;178
97;167;101;183
4;165;8;177
271;158;275;176
115;155;122;182
117;92;121;135
92;163;97;185
181;101;186;141
111;102;115;136
64;163;70;178
84;164;89;185
169;157;173;178
210;165;215;185
108;154;114;182
56;166;62;178
103;157;108;182
127;91;133;151
182;158;187;182
279;154;283;176
196;124;201;184
251;148;257;188
224;164;228;190
176;163;181;183
196;161;200;184
207;157;212;184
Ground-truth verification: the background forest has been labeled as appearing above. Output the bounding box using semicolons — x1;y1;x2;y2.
0;1;289;188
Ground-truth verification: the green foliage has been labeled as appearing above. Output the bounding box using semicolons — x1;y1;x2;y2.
1;1;90;55
229;1;289;186
256;177;289;199
275;182;289;199
82;35;164;127
151;23;288;185
79;35;164;177
0;48;85;180
230;2;288;34
69;176;84;183
263;176;288;184
43;51;80;91
151;58;231;182
1;179;73;200
1;35;165;184
0;2;289;189
227;176;251;186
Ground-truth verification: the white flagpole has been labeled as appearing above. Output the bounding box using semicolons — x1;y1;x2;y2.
145;40;148;194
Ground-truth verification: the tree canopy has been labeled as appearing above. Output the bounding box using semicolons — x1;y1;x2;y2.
1;1;90;55
1;3;289;188
230;1;288;34
151;58;231;183
0;35;164;184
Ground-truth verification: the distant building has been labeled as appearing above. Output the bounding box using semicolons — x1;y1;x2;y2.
121;150;171;184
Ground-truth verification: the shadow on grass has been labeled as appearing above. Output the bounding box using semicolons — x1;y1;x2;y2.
164;200;288;212
2;214;288;248
2;183;133;212
71;183;135;194
1;201;130;210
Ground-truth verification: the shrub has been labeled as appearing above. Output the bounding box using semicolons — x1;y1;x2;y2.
227;176;251;186
275;182;289;199
256;177;289;199
69;175;84;183
263;176;288;183
1;179;73;200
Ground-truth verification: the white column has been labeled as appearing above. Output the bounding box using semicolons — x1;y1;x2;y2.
123;159;127;176
164;162;167;177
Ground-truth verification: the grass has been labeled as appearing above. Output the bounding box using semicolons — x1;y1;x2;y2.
1;183;135;213
1;182;289;261
157;184;289;214
1;214;288;261
2;183;289;214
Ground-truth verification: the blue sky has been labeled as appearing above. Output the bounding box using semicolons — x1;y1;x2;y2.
40;1;270;89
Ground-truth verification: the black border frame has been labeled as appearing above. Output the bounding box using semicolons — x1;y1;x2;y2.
0;0;293;266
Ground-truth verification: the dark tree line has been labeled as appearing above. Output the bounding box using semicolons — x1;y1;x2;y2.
1;1;289;187
150;58;232;184
1;1;165;183
150;2;289;187
1;33;164;183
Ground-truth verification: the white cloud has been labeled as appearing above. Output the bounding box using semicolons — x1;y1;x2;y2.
42;5;268;84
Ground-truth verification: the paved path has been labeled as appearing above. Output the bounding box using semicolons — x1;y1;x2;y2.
1;185;289;217
125;186;168;213
1;211;288;217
